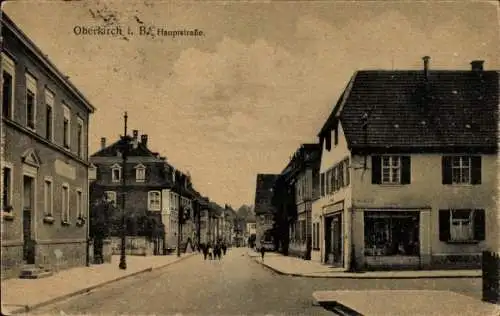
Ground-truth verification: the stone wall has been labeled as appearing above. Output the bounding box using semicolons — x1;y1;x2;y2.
1;244;24;279
110;236;154;256
37;241;87;272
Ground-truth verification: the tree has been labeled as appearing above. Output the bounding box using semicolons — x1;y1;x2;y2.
90;197;117;264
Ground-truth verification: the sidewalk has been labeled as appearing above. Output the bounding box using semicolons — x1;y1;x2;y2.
312;290;500;315
248;250;482;279
1;253;196;315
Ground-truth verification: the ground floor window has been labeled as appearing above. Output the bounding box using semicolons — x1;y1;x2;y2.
364;211;419;256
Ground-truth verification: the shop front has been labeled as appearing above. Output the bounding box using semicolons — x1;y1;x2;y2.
363;210;420;269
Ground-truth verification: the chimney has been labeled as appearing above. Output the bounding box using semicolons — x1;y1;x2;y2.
470;60;484;72
140;134;148;146
422;56;430;81
100;137;106;149
132;130;139;140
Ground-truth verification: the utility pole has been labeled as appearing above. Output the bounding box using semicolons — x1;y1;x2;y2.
119;112;129;270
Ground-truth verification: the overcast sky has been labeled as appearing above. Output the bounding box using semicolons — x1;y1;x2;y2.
4;0;499;208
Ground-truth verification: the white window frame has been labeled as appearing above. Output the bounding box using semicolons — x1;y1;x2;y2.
76;117;84;158
381;155;401;184
111;163;122;183
148;191;161;211
63;103;71;149
2;53;15;119
45;89;55;142
104;191;117;207
451;156;471;185
76;188;83;218
2;162;13;210
135;164;146;182
450;209;474;242
25;73;37;131
43;176;53;216
62;183;70;223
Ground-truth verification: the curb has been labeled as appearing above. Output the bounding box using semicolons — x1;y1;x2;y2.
251;257;482;279
5;253;196;315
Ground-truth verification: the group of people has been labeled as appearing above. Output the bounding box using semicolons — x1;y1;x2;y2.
200;241;228;260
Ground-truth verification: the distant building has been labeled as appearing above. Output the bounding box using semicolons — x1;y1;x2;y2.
254;174;279;250
1;14;95;278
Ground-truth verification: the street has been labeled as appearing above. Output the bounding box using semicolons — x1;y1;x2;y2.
33;248;482;315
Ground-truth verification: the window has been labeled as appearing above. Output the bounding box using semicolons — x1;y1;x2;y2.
111;164;121;182
135;164;146;182
44;178;53;215
148;191;161;211
45;89;54;141
76;190;83;218
439;209;485;242
62;184;70;223
104;191;117;206
382;156;400;184
63;104;71;149
26;73;37;130
77;117;84;158
372;155;411;185
2;53;15;119
442;156;481;185
2;166;12;209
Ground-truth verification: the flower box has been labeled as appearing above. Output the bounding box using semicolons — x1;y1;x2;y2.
43;215;55;224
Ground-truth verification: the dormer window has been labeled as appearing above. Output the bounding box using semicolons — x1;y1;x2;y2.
111;163;122;182
135;164;146;182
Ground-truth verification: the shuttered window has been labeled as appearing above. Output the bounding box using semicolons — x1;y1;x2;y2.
439;209;485;242
442;156;481;185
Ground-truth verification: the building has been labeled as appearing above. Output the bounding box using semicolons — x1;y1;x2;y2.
287;144;321;259
312;57;498;271
1;13;95;278
254;174;279;250
89;131;198;254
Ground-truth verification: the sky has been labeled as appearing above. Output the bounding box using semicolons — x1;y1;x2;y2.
3;0;499;208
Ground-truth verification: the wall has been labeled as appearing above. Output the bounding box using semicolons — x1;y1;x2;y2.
311;123;352;269
351;153;497;267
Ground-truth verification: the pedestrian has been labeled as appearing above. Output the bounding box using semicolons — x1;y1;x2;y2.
260;246;266;261
208;243;213;260
222;243;227;256
202;243;208;260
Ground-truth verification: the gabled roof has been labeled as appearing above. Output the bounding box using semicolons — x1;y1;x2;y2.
319;67;499;152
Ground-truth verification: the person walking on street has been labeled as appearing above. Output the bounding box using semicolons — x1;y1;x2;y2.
222;243;227;256
202;243;208;260
260;246;266;261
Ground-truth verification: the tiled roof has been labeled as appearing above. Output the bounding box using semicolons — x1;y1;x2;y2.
320;69;499;151
91;139;156;157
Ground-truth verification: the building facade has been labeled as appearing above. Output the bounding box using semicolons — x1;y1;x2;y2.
254;174;279;250
1;14;95;278
312;57;498;271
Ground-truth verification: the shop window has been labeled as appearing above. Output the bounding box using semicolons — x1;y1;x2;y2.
364;211;420;256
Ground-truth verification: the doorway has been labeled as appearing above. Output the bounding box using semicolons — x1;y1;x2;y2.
324;214;343;265
23;175;35;264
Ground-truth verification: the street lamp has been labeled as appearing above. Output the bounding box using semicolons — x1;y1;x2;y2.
118;112;135;270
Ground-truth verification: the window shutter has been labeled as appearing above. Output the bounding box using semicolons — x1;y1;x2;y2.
442;156;452;184
473;209;485;241
471;156;482;185
334;127;339;145
371;156;381;184
439;210;450;242
401;156;411;184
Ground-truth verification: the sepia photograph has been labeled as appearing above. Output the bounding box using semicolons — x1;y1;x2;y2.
0;0;499;315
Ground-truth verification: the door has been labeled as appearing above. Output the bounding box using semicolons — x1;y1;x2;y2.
332;215;343;264
324;217;332;263
23;175;35;264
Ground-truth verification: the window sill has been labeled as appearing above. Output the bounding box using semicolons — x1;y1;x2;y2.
377;183;407;187
445;184;475;187
61;221;71;226
1;211;14;221
446;240;481;245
